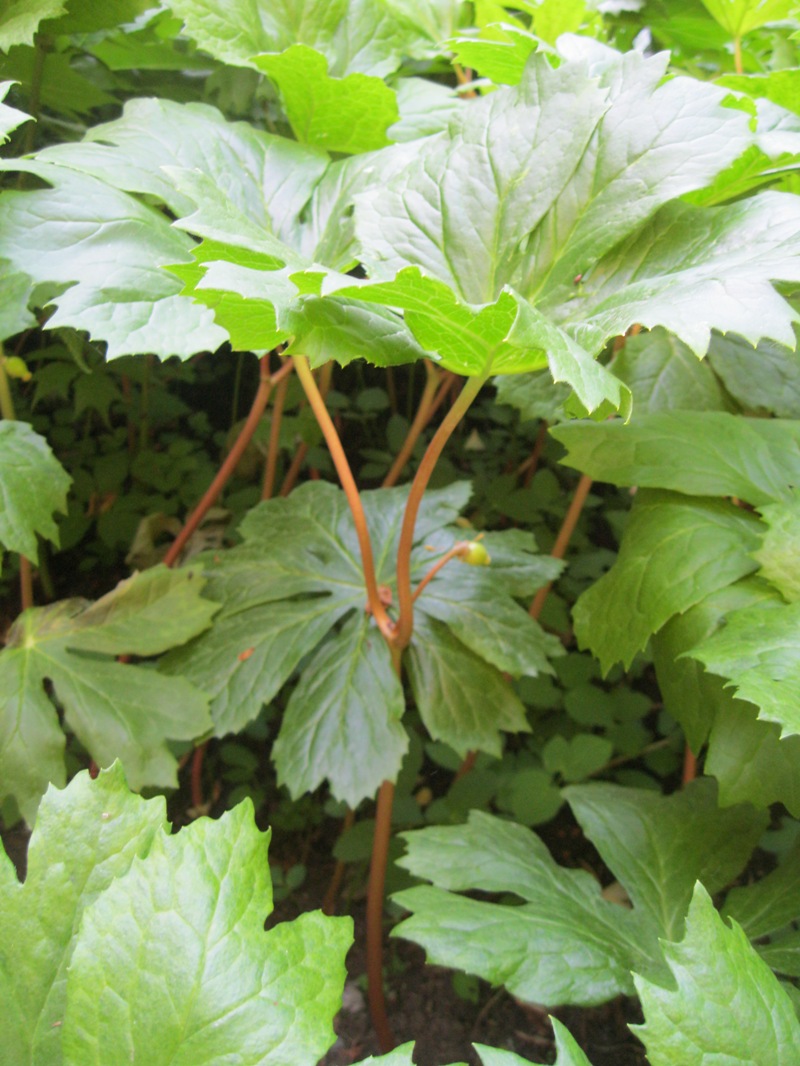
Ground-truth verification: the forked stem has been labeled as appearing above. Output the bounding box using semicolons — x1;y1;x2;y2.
393;373;488;650
293;354;394;639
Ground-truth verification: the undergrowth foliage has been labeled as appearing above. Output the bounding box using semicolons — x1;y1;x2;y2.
1;0;800;1062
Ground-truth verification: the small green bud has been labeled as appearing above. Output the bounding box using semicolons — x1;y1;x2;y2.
460;540;490;566
4;356;31;382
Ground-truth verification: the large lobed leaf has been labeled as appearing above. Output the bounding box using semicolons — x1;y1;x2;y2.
633;883;800;1066
393;780;763;1006
0;566;216;822
0;764;352;1065
161;480;561;805
552;411;800;506
572;489;762;673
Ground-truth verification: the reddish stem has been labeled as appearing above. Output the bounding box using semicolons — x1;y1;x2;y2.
382;361;443;489
393;374;487;650
293;355;394;640
519;420;549;488
367;779;396;1052
19;556;33;611
162;358;291;567
279;441;309;496
191;741;208;808
261;369;291;500
322;807;356;916
529;472;593;621
682;744;697;785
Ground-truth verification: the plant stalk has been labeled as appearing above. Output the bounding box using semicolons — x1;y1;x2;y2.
261;367;291;500
393;373;487;650
293;354;394;640
162;357;291;568
529;472;593;621
367;778;397;1052
382;361;443;489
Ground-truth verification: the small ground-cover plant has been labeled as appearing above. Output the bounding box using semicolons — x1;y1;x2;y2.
1;0;800;1058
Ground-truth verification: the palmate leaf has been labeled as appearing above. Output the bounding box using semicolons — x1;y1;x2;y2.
650;578;800;814
0;763;168;1065
315;43;768;408
161;480;559;804
699;0;796;37
0;764;352;1066
393;781;764;1006
0;161;227;359
633;883;800;1066
572;490;762;673
0;420;70;568
0;567;216;822
167;0;437;76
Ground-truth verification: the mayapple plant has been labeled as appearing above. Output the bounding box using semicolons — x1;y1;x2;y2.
1;0;800;1053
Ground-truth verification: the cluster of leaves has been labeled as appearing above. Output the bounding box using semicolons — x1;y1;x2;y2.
161;479;562;807
4;766;799;1066
554;410;800;815
0;0;800;1062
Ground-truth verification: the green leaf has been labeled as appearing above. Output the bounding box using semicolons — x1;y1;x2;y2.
37;97;329;246
413;533;563;677
254;45;399;154
610;328;734;414
699;0;795;37
167;0;424;76
633;883;800;1066
0;79;29;139
0;257;36;342
573;490;762;673
706;686;800;814
0;764;167;1065
543;734;613;782
394;810;659;1006
61;799;351;1064
448;24;543;85
407;616;531;758
0;567;215;821
723;842;800;940
0;420;70;565
163;481;555;801
549;1019;595;1066
687;599;800;737
707;330;800;418
651;577;778;752
552;412;800;506
0;1;64;52
557;193;800;356
42;0;153;35
754;492;800;601
273;613;407;806
494;370;571;423
565;780;767;942
0;162;227;359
